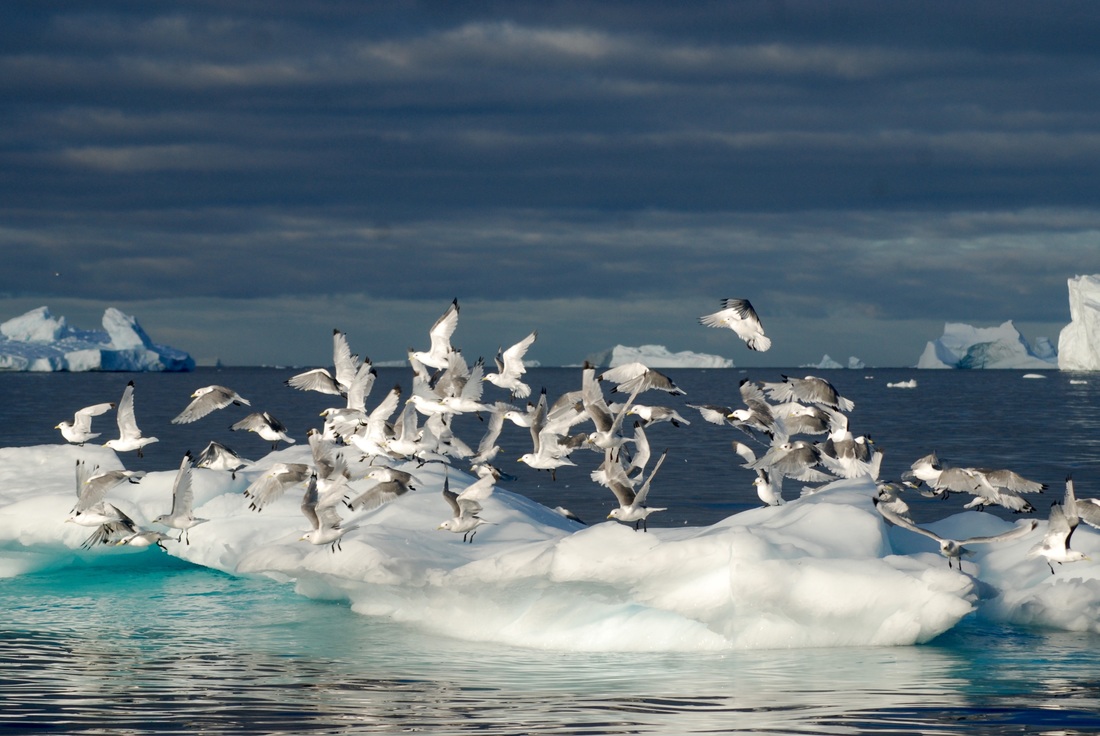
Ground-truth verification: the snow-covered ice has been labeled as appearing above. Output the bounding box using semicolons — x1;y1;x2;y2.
0;306;193;372
1059;274;1100;371
916;321;1057;369
588;344;734;369
3;442;1098;651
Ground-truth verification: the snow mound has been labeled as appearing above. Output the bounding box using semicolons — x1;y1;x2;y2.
588;344;734;369
916;321;1057;370
1058;275;1100;371
0;307;193;372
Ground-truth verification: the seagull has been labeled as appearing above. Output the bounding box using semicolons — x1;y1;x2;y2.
875;497;1038;569
599;362;685;396
66;459;143;549
411;298;460;370
605;449;668;531
77;504;140;549
753;468;785;506
749;440;834;483
243;462;312;512
626;404;690;428
56;402;114;445
195;441;252;478
300;472;358;552
67;459;145;523
484;330;537;399
171;385;251;424
115;529;172;550
153;452;208;545
687;403;736;427
230;411;296;449
286;329;363;396
903;453;1039;512
104;381;159;457
1028;477;1090;574
345;466;417;511
437;471;494;543
762;375;854;413
699;298;771;352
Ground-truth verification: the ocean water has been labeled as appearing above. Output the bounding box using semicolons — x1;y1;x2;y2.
2;366;1100;734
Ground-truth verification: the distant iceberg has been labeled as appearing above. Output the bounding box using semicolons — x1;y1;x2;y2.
802;354;865;370
916;321;1057;370
1058;274;1100;371
587;344;734;369
0;306;194;372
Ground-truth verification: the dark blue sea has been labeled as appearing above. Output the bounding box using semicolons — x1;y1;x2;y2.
2;366;1100;734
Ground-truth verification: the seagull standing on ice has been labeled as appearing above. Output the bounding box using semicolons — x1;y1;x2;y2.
104;381;159;457
1028;477;1090;574
153;452;208;545
699;298;771;351
171;385;251;424
437;471;494;543
603;449;669;531
56;402;114;445
299;472;358;552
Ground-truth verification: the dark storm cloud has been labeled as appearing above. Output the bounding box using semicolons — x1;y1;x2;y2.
2;1;1100;365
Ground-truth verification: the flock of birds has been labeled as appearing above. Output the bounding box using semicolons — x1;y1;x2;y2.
55;297;1095;574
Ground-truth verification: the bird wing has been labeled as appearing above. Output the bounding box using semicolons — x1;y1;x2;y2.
427;299;460;358
170;453;195;516
1076;497;1100;530
172;385;239;424
286;368;343;395
963;519;1039;545
500;330;537;379
331;329;360;391
74;402;114;433
115;381;140;438
300;474;321;530
348;480;410;511
633;449;668;506
344;362;377;413
873;498;945;544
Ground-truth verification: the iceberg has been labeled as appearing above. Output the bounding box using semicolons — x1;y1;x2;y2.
2;443;1097;651
916;321;1057;370
1058;274;1100;371
802;355;865;370
587;344;734;369
0;307;194;372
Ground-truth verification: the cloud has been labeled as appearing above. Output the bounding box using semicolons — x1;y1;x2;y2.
2;2;1099;366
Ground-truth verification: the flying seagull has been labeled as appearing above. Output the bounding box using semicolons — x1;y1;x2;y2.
875;497;1037;569
171;385;251;424
104;381;159;457
699;298;771;351
56;402;114;445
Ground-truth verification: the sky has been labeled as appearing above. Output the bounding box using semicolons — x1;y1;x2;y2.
3;1;1100;368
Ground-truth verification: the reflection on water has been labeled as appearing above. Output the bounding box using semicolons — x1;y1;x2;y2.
3;559;1100;735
